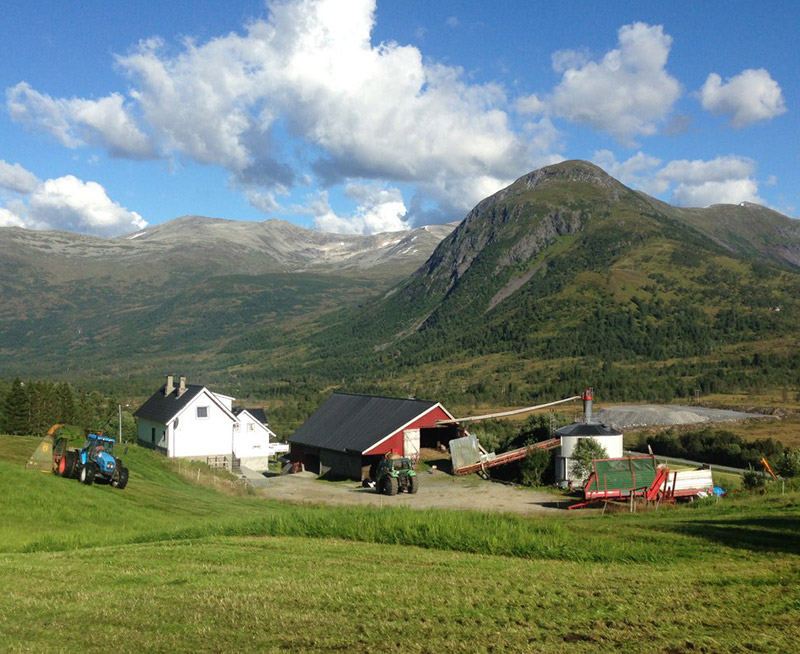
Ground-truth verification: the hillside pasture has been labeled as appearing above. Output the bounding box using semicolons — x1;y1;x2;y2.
1;435;798;652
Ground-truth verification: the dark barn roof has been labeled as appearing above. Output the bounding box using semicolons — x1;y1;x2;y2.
233;407;267;424
134;384;205;424
289;392;438;454
556;422;621;437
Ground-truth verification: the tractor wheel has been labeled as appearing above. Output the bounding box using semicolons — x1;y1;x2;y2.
408;475;419;494
115;466;129;490
387;476;399;496
64;451;79;478
54;457;63;476
79;462;96;485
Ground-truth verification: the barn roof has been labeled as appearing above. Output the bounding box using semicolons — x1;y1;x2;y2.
289;392;438;454
133;384;205;424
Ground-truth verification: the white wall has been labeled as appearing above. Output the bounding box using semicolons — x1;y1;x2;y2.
171;391;235;458
556;434;624;487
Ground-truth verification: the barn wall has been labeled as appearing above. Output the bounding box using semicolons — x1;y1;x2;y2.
363;405;453;457
319;449;363;480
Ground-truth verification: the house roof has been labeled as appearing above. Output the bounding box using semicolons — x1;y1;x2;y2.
289;392;438;454
134;384;206;424
233;407;267;424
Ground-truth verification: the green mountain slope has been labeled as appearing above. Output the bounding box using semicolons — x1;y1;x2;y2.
256;161;800;410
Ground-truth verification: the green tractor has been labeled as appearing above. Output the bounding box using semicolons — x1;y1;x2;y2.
373;456;419;496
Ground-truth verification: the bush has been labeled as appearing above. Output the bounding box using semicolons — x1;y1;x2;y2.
775;449;800;478
742;468;766;491
519;449;553;487
569;438;608;483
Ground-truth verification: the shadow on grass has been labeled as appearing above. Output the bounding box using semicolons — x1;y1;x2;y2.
660;515;800;555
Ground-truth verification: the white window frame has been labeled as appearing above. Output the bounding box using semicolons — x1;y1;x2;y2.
196;406;209;419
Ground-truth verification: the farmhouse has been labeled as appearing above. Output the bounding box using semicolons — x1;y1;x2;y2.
134;375;278;471
289;392;458;480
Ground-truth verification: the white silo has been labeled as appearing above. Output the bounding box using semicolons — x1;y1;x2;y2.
555;388;623;487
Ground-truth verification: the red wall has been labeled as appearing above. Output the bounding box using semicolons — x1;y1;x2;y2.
363;405;452;456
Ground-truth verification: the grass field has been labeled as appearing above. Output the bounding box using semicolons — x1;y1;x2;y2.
1;435;799;652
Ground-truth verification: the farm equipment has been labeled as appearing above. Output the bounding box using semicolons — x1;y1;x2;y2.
372;456;419;495
31;425;130;489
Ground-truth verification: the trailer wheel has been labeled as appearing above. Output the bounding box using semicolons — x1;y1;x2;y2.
409;475;419;494
79;462;96;485
115;466;129;490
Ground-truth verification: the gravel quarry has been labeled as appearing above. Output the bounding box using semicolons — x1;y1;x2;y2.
595;404;763;429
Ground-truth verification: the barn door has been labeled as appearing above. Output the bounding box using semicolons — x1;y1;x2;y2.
403;428;420;464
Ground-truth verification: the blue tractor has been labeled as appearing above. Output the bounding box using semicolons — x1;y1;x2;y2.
75;433;129;489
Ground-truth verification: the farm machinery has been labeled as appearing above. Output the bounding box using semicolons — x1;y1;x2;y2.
29;425;129;489
367;455;419;495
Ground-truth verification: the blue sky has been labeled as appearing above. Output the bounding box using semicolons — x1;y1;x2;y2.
0;0;796;237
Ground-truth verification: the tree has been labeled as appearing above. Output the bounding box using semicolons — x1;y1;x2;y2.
2;378;29;435
775;449;800;478
519;448;552;487
569;437;608;483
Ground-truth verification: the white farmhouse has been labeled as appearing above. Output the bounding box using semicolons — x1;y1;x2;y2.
134;375;279;471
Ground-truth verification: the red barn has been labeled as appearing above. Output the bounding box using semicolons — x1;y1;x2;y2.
289;392;458;480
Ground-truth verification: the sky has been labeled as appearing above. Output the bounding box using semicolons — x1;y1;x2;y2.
0;0;797;237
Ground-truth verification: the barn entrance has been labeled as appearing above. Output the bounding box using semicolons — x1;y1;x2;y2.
420;425;462;449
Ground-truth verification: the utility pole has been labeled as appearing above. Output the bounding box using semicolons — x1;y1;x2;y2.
118;404;122;443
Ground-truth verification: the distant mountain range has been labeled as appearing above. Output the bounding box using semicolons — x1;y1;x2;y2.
1;161;798;417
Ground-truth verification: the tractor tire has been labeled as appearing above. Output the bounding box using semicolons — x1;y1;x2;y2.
54;457;63;477
79;462;96;485
408;475;419;494
115;466;129;490
63;451;79;479
387;476;399;496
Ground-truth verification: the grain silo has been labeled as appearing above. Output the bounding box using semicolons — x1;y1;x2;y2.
555;388;623;487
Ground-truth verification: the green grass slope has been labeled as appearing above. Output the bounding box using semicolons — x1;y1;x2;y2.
1;434;799;652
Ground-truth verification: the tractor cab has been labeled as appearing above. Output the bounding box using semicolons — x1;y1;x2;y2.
81;434;118;475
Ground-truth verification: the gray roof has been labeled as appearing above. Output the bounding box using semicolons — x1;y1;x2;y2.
234;407;267;424
289;392;438;453
556;421;622;437
134;384;206;424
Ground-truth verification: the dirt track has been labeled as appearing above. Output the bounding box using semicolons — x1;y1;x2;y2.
255;470;568;514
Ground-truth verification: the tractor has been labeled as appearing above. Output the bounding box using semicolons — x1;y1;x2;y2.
52;431;129;489
373;456;419;495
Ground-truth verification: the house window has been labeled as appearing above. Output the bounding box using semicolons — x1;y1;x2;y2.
233;423;240;431
151;427;155;443
247;423;255;431
196;406;209;419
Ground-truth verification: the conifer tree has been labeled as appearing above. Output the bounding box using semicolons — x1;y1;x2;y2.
2;378;29;435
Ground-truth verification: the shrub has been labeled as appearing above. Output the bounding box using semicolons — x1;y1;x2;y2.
519;449;553;487
742;468;766;491
775;449;800;478
569;438;608;483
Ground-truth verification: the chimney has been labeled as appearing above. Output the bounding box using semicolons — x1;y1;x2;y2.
164;375;174;396
582;387;594;424
177;376;187;398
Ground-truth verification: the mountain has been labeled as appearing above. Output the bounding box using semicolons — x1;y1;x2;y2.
0;218;455;386
260;161;800;409
2;161;799;414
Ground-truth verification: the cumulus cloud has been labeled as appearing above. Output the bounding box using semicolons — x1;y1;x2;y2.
0;159;41;194
308;183;409;234
549;22;681;145
6;83;155;159
6;0;557;231
0;161;147;236
594;152;764;207
698;68;786;128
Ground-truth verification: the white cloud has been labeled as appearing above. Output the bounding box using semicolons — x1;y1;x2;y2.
6;82;155;159
445;16;459;29
515;93;545;115
0;159;41;194
0;161;147;237
549;22;681;146
309;183;409;234
6;0;553;223
698;68;786;128
0;207;24;227
594;152;764;207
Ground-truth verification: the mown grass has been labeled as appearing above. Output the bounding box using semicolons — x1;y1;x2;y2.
1;434;799;652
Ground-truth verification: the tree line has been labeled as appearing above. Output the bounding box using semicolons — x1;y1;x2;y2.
0;377;136;440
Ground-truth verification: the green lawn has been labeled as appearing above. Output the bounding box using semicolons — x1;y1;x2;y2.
1;435;798;652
